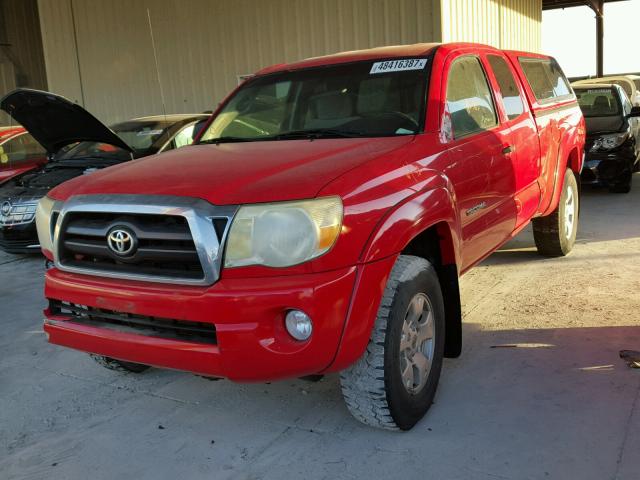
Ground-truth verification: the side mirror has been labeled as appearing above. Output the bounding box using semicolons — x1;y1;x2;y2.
628;106;640;117
0;146;7;165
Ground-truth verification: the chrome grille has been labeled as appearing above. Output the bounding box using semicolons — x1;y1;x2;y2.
58;212;205;280
53;195;237;286
0;201;38;226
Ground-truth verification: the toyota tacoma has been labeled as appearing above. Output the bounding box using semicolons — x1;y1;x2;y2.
37;43;585;430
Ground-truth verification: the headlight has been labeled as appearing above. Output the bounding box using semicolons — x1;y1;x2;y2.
35;195;56;253
224;197;343;268
591;132;628;152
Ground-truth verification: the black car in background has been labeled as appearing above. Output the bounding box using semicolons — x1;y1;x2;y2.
0;89;209;253
573;83;640;193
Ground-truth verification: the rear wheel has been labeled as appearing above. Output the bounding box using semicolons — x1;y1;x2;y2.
90;354;150;373
533;169;579;257
340;255;445;430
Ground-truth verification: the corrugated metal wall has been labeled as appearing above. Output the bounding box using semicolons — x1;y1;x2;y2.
440;0;541;52
36;0;541;125
0;63;16;125
0;0;48;124
37;0;441;125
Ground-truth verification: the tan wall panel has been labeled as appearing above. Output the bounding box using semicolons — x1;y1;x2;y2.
0;62;16;124
440;0;541;52
38;0;441;125
0;0;47;93
37;0;83;105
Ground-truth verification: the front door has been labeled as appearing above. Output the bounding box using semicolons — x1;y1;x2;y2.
442;54;517;271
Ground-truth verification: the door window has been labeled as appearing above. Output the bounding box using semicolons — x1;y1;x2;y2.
488;55;525;121
173;124;196;149
446;56;498;138
166;119;208;151
619;87;632;116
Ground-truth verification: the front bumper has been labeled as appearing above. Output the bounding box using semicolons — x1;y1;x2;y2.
0;221;39;253
580;149;635;186
44;266;360;381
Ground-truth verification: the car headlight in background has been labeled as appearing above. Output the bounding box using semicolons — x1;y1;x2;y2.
224;196;343;268
590;132;628;152
35;195;57;253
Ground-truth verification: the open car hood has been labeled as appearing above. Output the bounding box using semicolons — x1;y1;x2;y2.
0;88;133;154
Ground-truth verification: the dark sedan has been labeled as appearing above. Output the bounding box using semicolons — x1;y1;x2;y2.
573;83;640;193
0;88;209;253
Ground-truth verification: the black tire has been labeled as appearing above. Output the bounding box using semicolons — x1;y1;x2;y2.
533;169;579;257
340;255;445;430
608;171;632;193
90;354;150;373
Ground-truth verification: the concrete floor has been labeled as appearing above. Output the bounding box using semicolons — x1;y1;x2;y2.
1;176;639;480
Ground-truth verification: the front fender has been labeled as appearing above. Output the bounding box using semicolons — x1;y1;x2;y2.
325;181;462;372
360;183;462;268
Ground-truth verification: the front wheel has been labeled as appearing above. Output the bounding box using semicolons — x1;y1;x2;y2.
340;255;445;430
533;169;579;257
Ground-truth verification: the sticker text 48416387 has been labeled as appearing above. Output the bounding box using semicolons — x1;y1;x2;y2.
370;58;427;74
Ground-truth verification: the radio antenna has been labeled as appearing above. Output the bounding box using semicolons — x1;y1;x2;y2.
147;9;167;122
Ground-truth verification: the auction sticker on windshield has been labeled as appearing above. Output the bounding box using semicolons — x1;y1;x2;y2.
370;59;427;74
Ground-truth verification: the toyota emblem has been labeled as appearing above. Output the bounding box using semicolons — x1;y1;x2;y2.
0;201;11;216
107;227;137;256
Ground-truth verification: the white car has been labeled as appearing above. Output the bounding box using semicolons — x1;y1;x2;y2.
573;75;640;106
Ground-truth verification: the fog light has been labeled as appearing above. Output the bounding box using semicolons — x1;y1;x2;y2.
285;310;313;341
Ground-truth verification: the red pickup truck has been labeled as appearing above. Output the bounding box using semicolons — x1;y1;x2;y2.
37;43;585;430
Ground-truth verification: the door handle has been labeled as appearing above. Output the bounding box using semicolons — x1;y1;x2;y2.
502;145;514;155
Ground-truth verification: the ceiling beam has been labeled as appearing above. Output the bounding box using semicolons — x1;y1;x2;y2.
542;0;623;11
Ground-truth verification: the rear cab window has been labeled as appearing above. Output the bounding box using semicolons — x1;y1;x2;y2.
518;56;573;105
487;54;525;121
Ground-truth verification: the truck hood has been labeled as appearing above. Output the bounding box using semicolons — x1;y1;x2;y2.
49;136;414;204
0;88;133;154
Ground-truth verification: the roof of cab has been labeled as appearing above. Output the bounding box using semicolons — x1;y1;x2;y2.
255;42;545;76
257;43;443;75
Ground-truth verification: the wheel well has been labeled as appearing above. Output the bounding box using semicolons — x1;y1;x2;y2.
401;223;462;358
566;148;582;209
567;148;581;175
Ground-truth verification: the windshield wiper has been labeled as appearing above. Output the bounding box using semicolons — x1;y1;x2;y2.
199;136;270;145
199;129;368;145
273;129;366;140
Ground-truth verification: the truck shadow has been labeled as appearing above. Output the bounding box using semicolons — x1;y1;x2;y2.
481;172;640;267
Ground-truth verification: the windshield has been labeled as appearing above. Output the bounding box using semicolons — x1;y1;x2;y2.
199;58;430;142
575;88;621;118
56;119;174;161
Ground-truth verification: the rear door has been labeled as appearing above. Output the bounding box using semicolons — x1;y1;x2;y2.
510;55;578;215
441;53;517;270
485;53;541;229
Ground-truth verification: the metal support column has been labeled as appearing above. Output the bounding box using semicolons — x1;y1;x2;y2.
591;0;605;77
